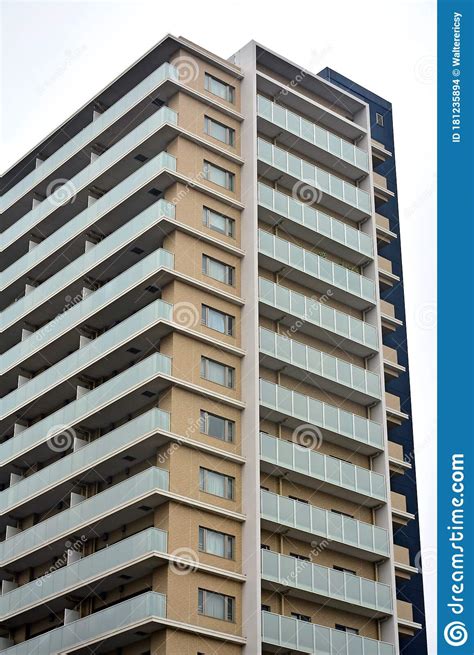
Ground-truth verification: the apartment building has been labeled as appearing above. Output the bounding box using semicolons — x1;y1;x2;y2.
0;35;425;655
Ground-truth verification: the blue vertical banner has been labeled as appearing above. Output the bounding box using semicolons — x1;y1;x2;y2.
438;0;474;654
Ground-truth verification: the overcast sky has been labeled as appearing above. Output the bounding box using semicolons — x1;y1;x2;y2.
1;0;436;651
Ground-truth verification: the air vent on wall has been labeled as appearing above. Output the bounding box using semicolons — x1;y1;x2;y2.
134;154;148;163
148;188;162;198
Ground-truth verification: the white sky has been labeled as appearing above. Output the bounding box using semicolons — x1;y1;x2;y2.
1;1;436;652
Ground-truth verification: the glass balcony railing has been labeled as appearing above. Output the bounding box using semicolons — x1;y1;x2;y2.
260;490;390;558
258;182;373;259
259;327;381;400
261;550;392;614
1;409;169;515
260;379;383;451
1;167;175;292
258;277;378;352
1;209;174;329
0;353;172;469
258;230;375;305
1;62;179;213
0;249;174;374
1;301;173;419
1;107;177;250
0;591;167;654
0;467;169;566
258;138;371;215
261;611;395;655
257;95;369;172
0;528;168;618
260;433;386;501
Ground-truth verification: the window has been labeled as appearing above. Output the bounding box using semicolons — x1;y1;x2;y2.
199;527;235;559
333;565;357;576
375;112;384;126
202;305;234;335
202;254;235;285
203;161;235;191
204;116;235;146
200;356;235;388
291;613;311;622
289;495;308;504
202;207;235;237
330;509;354;519
290;552;311;562
199;467;234;499
261;604;271;612
205;73;235;103
198;588;235;621
261;544;270;551
200;410;234;442
335;625;359;635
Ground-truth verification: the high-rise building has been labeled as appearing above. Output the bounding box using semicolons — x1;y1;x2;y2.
0;35;426;655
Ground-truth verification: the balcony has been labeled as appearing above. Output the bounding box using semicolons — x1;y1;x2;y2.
0;300;174;427
0;528;168;624
391;491;415;526
260;490;390;560
256;70;366;141
0;467;169;571
0;62;180;216
0;209;174;334
394;545;418;580
258;183;373;265
0;408;170;521
373;172;395;206
261;550;392;617
257;138;371;221
260;433;386;506
1;108;178;262
0;591;167;654
380;299;403;333
260;379;384;454
0;162;175;304
0;249;174;373
385;392;409;426
258;278;378;357
397;600;422;635
378;256;400;289
258;230;375;310
388;441;411;476
259;328;381;405
375;213;396;246
257;95;368;179
0;353;172;480
261;611;395;655
371;139;392;166
383;345;405;380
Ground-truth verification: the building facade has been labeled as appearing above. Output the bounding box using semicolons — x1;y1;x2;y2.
0;36;425;655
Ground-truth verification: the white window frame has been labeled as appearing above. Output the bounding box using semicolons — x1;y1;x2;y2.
201;304;234;335
203;160;235;191
200;356;235;388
